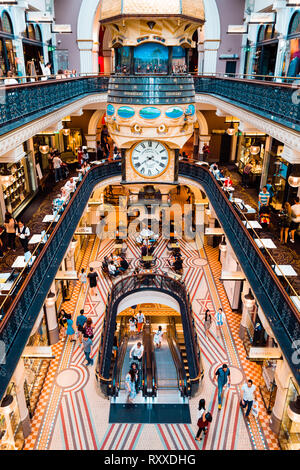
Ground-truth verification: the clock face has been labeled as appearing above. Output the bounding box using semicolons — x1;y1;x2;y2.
131;140;169;178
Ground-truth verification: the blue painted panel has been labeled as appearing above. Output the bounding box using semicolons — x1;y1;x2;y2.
106;104;115;116
165;106;184;119
139;107;161;119
186;104;195;116
117;106;135;118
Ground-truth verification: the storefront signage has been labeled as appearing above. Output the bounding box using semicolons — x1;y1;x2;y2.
249;347;282;360
26;12;54;23
22;346;54;359
51;24;72;34
0;1;17;4
227;25;248;34
249;13;276;24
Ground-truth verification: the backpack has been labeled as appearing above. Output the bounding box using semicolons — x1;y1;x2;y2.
205;412;212;423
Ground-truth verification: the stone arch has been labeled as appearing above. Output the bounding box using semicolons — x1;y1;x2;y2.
88;109;106;135
196;110;209;135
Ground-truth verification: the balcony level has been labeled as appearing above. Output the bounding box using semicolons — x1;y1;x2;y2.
107;74;195;105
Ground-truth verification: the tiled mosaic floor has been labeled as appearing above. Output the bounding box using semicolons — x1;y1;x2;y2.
24;234;279;450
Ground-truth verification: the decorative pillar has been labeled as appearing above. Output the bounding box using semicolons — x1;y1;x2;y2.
229;123;239;162
78;40;94;74
85;134;97;153
12;361;31;438
203;41;220;74
45;291;59;345
259;136;272;190
65;239;78;272
270;359;292;434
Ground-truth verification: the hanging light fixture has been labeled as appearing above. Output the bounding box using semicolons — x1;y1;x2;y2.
288;168;300;188
250;139;260;155
62;122;70;136
219;236;227;253
244;289;255;309
287;396;300;424
226;121;235;136
39;144;49;154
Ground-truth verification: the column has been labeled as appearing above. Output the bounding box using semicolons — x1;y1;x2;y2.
239;292;252;340
65;239;78;272
85;134;97;153
259;136;272;189
78;40;94;74
168;46;173;75
203;41;220;75
45;291;59;345
270;359;292;434
229;123;239;162
12;361;31;438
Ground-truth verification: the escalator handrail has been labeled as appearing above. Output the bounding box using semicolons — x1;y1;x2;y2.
111;324;128;396
167;325;188;396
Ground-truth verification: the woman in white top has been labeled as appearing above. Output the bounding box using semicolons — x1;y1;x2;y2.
79;268;87;292
129;317;136;336
154;325;163;349
195;399;207;441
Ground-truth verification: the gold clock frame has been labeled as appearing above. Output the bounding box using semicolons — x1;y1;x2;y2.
130;140;171;179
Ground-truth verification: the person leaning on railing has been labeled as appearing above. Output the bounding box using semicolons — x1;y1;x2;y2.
4;71;18;86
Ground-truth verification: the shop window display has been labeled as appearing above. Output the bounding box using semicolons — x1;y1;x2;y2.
0;153;35;217
260;360;277;414
236;135;265;191
279;379;300;450
266;141;290;210
0;383;24;450
282;11;300;80
23;314;51;418
0;12;17;76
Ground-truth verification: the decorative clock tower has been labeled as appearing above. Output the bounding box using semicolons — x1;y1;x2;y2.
100;0;204;190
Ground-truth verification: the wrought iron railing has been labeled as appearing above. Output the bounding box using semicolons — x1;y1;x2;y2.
0;75;109;135
1;74;298;135
179;161;300;386
0;161;121;399
96;273;201;397
193;75;300;132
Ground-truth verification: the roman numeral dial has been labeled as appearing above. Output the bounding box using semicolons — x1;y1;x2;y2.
131;141;169;178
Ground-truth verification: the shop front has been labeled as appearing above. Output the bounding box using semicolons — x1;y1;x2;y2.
252;24;278;78
22;24;44;78
0;11;17;77
282;11;300;80
23;310;51;419
235;133;266;192
0;148;37;222
0;384;25;450
278;379;300;450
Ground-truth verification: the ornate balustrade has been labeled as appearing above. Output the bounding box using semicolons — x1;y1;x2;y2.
194;76;300;132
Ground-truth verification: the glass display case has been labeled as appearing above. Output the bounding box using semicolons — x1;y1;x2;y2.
279;379;300;450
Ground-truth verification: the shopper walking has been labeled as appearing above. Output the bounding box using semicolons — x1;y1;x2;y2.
82;335;93;366
79;267;87;292
4;212;16;251
290;197;300;244
215;363;231;410
242;161;253;188
53;154;63;183
76;309;87;343
125;369;137;403
240;379;257;420
58;309;68;337
65;314;75;342
258;186;270;212
279;202;292;244
87;266;98;296
204;309;212;338
135;310;145;334
129;316;137;336
215;308;225;338
154;325;164;349
195;399;212;441
129;341;144;365
83;317;94;339
16;220;30;253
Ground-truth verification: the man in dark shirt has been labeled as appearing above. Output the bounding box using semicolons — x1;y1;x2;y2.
119;256;129;272
87;267;98;297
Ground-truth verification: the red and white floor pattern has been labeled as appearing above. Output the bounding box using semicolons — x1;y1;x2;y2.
24;235;279;450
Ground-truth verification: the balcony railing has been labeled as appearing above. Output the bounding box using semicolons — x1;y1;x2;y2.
0;162;299;399
0;74;298;135
0;76;109;136
193;75;300;132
